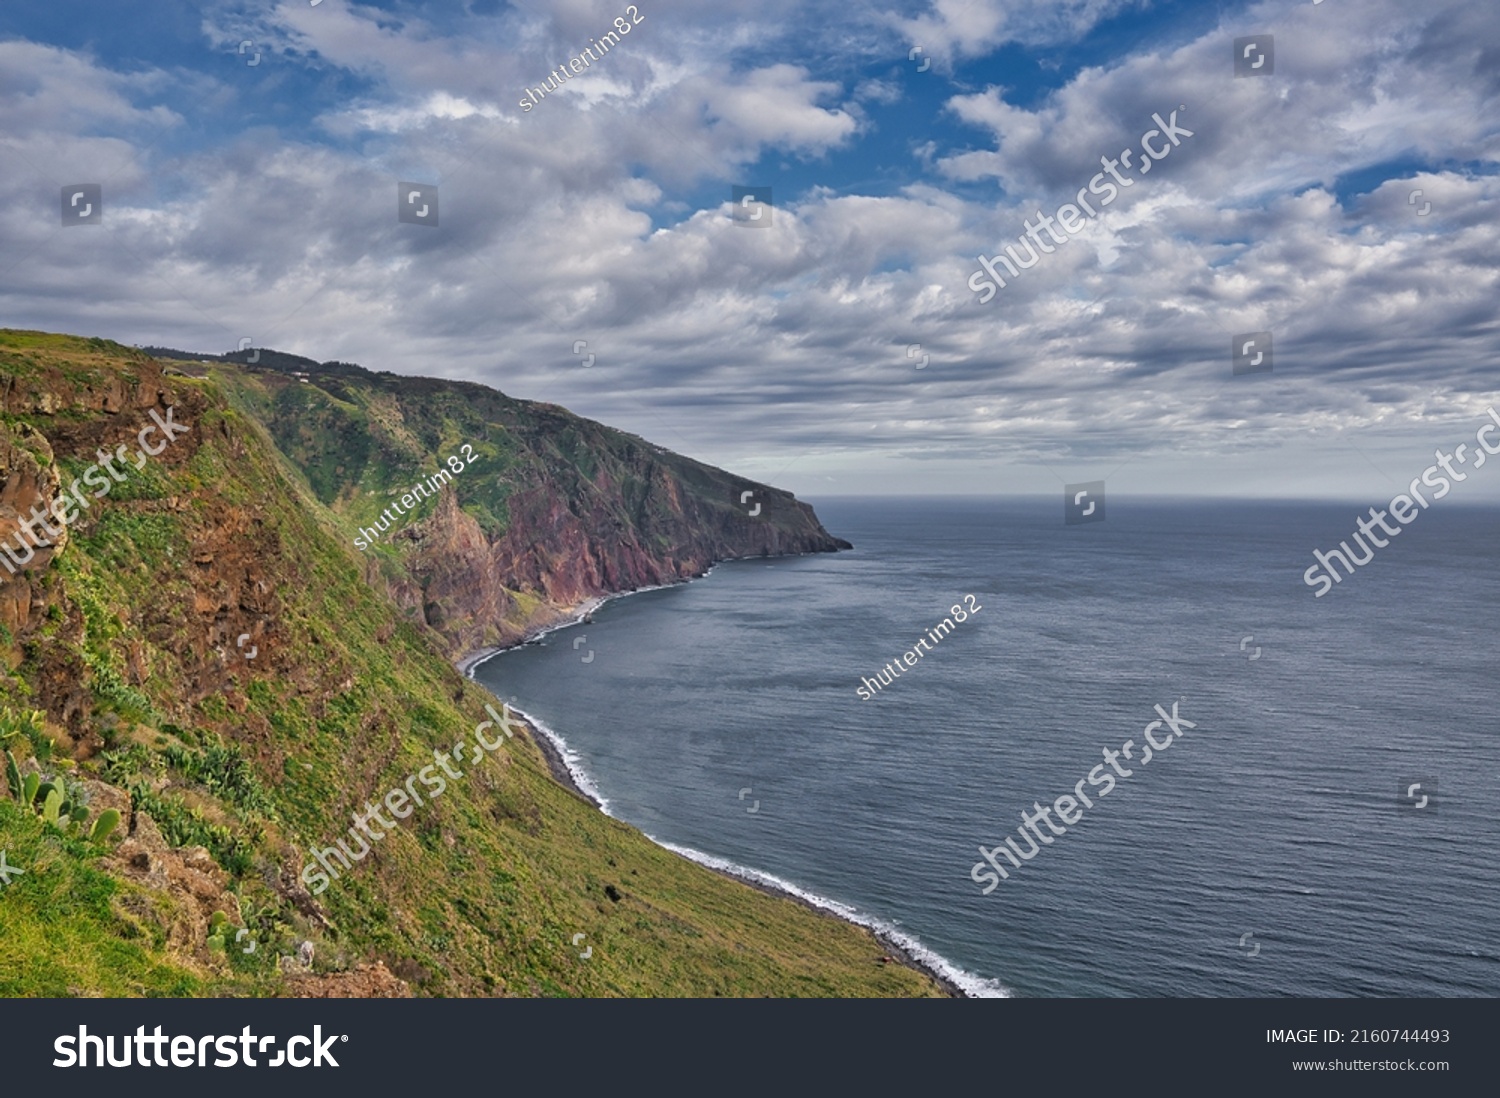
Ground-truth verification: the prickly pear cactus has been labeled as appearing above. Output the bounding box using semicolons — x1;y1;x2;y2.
88;808;121;842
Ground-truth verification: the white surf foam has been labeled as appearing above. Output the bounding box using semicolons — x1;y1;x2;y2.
476;686;1009;998
502;702;612;816
464;566;1011;999
653;839;1011;999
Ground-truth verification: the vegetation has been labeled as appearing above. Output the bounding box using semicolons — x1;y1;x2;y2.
0;798;200;997
0;330;942;999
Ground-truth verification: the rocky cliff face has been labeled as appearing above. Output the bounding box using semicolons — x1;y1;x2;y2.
0;339;169;653
204;354;850;658
399;420;849;656
0;424;64;636
0;345;286;747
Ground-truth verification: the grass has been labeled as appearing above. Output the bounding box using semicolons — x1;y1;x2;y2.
0;329;946;999
0;799;201;997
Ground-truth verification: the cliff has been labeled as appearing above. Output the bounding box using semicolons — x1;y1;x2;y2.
189;348;850;658
0;330;934;1000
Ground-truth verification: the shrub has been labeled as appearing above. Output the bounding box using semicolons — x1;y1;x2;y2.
161;736;276;818
0;707;52;763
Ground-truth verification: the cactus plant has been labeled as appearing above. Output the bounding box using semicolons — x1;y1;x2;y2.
206;910;230;952
4;749;19;803
3;754;112;835
0;708;51;762
88;809;121;842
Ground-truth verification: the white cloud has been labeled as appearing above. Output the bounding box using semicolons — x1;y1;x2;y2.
0;0;1497;498
890;0;1141;66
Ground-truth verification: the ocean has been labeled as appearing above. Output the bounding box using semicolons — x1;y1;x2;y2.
470;497;1500;997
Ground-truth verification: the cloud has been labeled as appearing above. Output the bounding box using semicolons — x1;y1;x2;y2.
0;0;1497;498
0;39;185;183
890;0;1140;65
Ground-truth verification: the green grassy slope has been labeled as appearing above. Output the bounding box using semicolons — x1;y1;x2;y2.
0;331;943;998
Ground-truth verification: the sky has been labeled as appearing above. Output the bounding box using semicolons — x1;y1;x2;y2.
1;0;1497;499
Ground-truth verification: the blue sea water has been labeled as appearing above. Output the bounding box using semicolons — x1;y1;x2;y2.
471;497;1500;997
